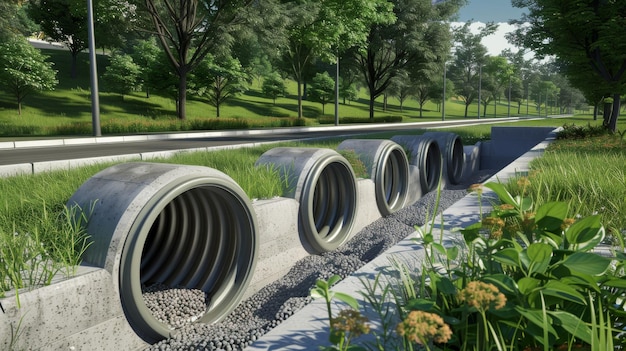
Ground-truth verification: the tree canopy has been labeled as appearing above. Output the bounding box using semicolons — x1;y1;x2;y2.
511;0;626;131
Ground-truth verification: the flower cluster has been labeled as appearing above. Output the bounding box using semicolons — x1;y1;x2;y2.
396;310;452;345
482;216;506;239
330;309;370;339
458;281;506;312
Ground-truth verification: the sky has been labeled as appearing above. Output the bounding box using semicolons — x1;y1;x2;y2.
455;0;528;56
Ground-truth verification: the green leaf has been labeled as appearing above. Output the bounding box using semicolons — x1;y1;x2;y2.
406;298;437;311
310;288;325;299
492;248;521;267
562;252;611;276
333;292;359;310
328;274;342;286
549;311;592;345
526;243;553;275
565;215;604;251
446;246;459;261
542;280;587;305
515;307;558;339
484;182;517;207
518;277;541;295
461;222;482;243
602;278;626;289
535;201;569;232
483;274;518;294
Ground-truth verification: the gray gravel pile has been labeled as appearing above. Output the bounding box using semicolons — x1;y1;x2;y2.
145;174;492;351
143;283;208;329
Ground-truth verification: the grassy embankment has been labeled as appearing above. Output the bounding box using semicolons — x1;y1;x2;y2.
0;48;555;139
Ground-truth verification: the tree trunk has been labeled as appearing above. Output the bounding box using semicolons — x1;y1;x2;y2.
297;79;303;118
369;90;375;121
464;103;469;118
178;72;187;120
608;93;620;132
71;52;79;79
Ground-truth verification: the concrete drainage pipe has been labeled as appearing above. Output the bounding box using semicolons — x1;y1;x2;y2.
337;139;409;216
255;147;357;253
423;132;465;185
391;135;443;195
67;162;257;342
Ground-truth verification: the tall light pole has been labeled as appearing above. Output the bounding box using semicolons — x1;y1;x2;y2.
87;0;101;136
477;63;482;119
507;75;511;117
442;60;446;121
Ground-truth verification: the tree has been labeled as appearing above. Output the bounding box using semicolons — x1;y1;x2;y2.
278;0;395;118
133;0;256;120
102;54;141;97
308;72;335;115
28;0;132;79
352;0;464;120
0;35;58;115
448;21;497;118
339;79;359;105
0;1;37;39
194;55;249;117
511;0;626;131
129;38;160;98
262;72;287;105
483;56;514;117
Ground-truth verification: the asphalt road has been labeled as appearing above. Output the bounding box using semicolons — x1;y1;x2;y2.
0;118;531;166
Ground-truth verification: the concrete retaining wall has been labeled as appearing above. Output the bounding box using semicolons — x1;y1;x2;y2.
0;127;555;350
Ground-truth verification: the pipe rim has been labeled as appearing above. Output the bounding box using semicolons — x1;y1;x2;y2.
119;177;257;342
374;145;409;216
418;138;442;193
300;155;357;253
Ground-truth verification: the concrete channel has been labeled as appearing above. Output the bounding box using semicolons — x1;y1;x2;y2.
0;126;556;350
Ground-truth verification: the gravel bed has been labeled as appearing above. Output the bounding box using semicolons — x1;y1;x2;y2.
145;172;493;351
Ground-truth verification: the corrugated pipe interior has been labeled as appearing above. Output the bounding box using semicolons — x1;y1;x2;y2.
67;162;257;343
423;132;465;185
255;147;357;253
337;139;409;216
391;135;442;194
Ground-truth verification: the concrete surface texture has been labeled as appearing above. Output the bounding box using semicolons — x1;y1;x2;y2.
0;126;556;350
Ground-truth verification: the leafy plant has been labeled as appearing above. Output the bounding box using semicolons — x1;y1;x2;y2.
311;275;370;351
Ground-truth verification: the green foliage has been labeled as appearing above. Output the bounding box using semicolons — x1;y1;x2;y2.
311;275;369;351
556;123;611;140
102;53;141;96
0;35;58;115
261;72;286;104
308;72;335;114
194;54;250;117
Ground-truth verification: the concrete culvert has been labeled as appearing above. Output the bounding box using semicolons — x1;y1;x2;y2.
423;132;465;185
67;162;258;343
391;135;442;195
337;139;409;216
255;147;357;253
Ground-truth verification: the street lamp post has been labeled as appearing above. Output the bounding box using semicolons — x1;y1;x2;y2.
477;64;482;119
442;61;446;121
87;0;101;136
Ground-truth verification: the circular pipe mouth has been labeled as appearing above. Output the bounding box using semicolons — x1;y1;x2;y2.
120;181;256;342
420;141;442;193
302;160;357;252
375;146;409;215
424;132;465;185
255;147;358;253
337;139;409;216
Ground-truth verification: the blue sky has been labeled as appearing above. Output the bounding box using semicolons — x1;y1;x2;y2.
457;0;526;23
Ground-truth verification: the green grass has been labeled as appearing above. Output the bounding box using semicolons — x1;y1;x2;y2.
0;49;558;139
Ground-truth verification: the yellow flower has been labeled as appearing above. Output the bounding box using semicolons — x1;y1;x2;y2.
396;310;452;345
330;309;370;338
458;281;507;312
561;218;576;230
468;183;483;195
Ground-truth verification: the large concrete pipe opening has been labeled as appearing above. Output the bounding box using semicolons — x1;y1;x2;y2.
255;147;357;253
391;135;442;194
423;132;464;185
337;139;409;216
67;163;257;343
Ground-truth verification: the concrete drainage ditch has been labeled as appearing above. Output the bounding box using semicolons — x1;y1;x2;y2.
0;127;556;350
